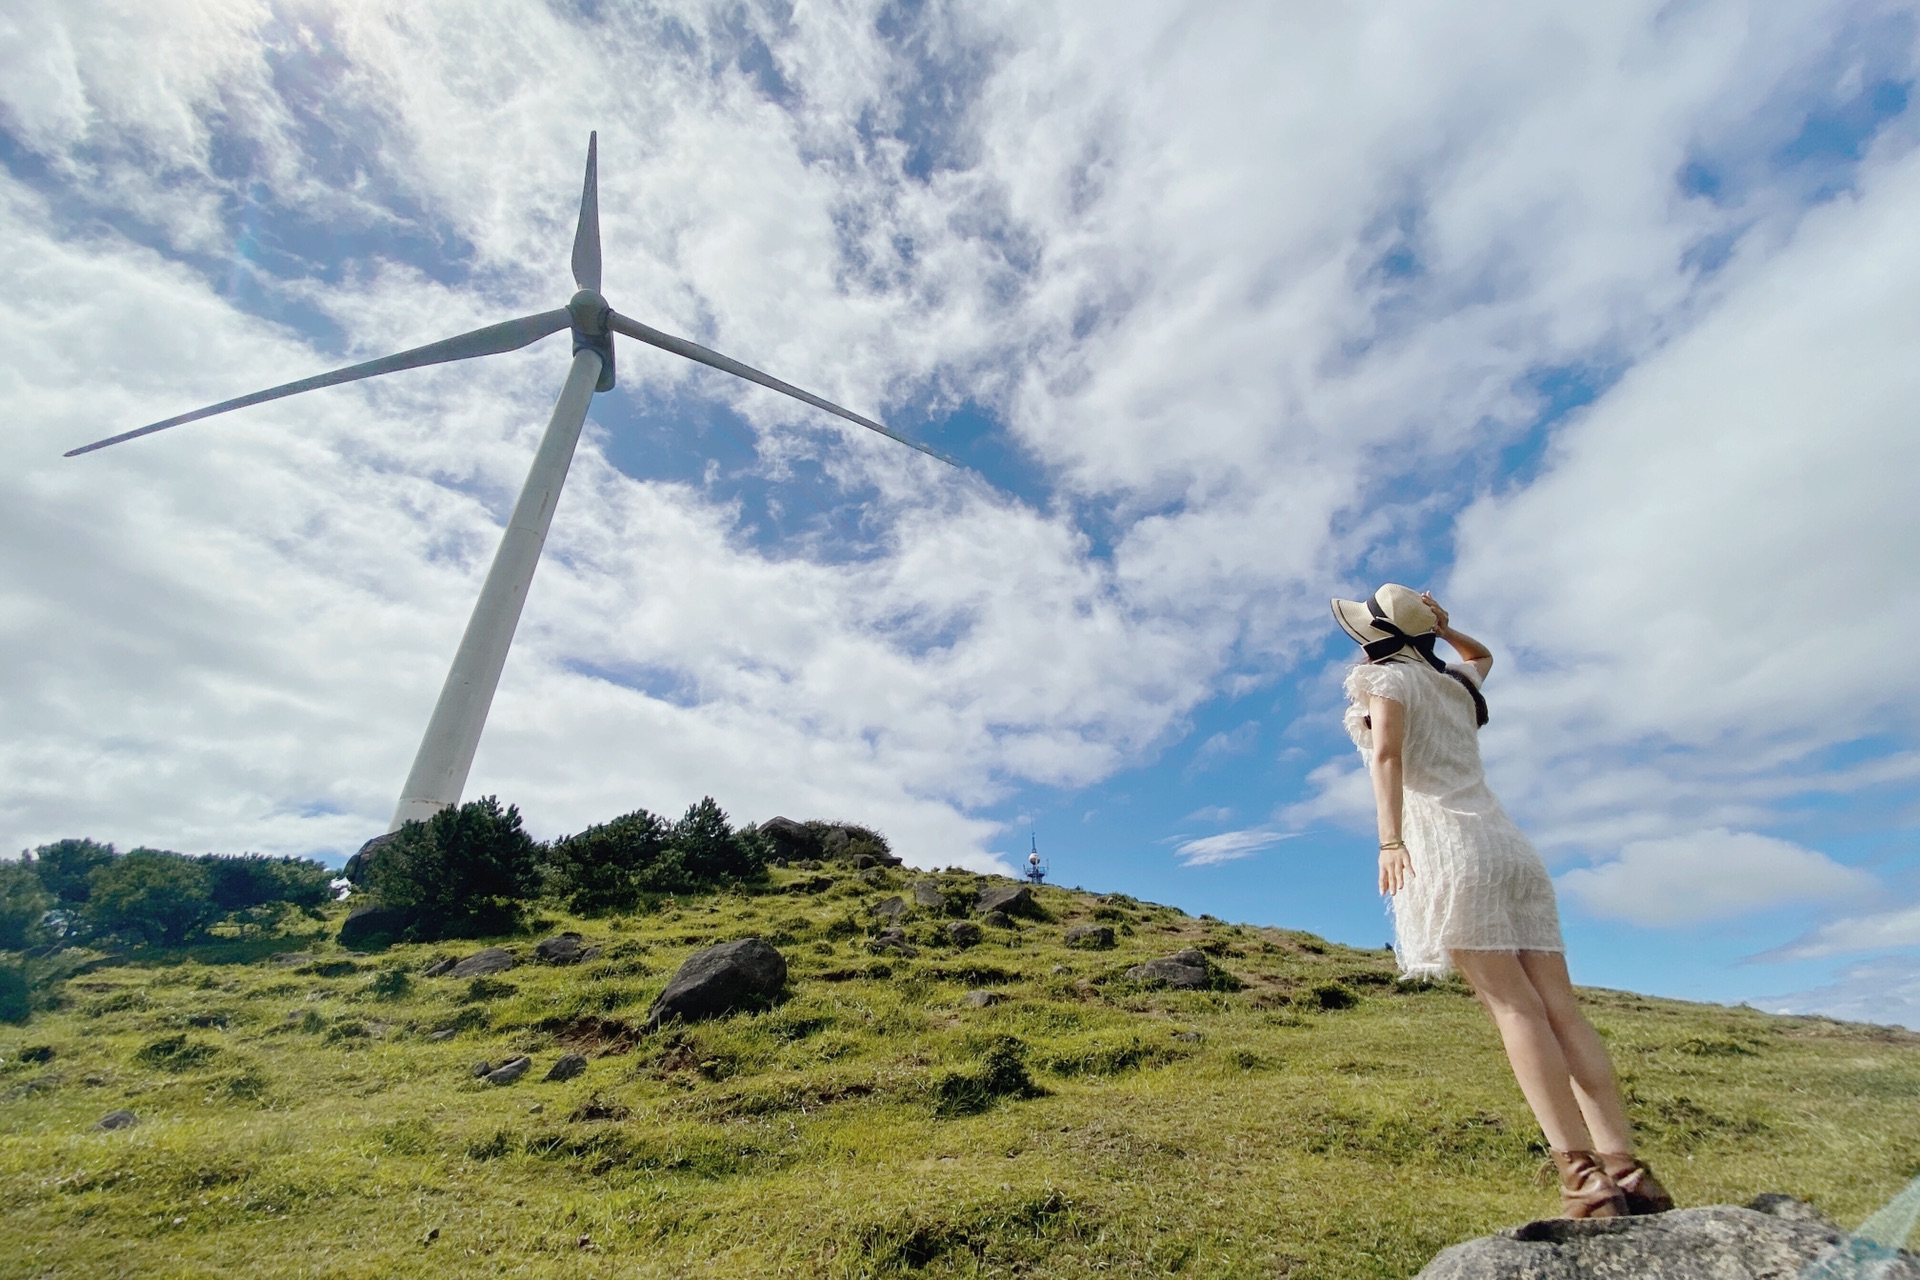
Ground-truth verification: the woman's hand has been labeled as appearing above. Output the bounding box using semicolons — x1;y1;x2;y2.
1420;591;1451;633
1378;844;1414;895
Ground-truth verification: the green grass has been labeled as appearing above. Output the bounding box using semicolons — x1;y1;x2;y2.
3;865;1917;1278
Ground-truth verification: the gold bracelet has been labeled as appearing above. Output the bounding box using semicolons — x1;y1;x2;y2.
1379;840;1405;850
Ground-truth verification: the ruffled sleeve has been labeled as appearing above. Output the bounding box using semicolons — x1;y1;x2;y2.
1341;662;1407;752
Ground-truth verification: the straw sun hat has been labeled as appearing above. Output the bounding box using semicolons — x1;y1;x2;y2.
1330;583;1489;726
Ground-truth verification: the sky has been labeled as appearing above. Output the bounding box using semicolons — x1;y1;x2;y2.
2;1;1917;1026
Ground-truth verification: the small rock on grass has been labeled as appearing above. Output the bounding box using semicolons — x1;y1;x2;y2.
534;934;599;965
450;948;515;978
1065;924;1115;950
963;990;1000;1008
870;896;907;922
912;880;944;909
471;1061;494;1078
485;1056;532;1085
544;1053;588;1083
421;956;457;978
1127;947;1212;990
976;884;1034;917
93;1109;137;1131
982;910;1013;929
947;921;983;948
426;1029;456;1042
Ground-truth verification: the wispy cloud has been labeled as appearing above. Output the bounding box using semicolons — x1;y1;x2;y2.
1174;828;1296;867
1762;899;1920;962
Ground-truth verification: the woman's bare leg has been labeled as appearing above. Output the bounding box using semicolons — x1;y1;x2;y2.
1450;949;1593;1151
1516;950;1635;1154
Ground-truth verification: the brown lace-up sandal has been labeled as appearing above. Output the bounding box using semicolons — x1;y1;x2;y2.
1598;1152;1674;1215
1551;1149;1628;1219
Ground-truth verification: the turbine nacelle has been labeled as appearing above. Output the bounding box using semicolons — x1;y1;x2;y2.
567;288;615;392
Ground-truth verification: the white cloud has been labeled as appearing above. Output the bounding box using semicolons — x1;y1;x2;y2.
1767;899;1920;960
1558;829;1876;926
1174;828;1295;868
1756;954;1920;1031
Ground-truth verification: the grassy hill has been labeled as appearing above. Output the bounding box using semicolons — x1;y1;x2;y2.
4;861;1917;1278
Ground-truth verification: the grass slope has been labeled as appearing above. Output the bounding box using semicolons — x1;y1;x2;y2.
4;864;1917;1279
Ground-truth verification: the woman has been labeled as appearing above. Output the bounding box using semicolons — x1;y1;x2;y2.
1330;583;1673;1220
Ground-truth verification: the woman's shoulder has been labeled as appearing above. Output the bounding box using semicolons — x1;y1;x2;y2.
1344;660;1412;702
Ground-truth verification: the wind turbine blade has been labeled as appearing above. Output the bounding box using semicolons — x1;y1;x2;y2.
65;310;572;457
606;311;957;467
572;131;601;293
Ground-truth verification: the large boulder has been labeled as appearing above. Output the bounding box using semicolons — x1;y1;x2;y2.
533;934;597;965
646;938;787;1030
1415;1195;1917;1279
758;816;819;863
339;833;396;886
449;947;515;978
337;903;410;949
911;880;945;909
1065;924;1116;950
1126;948;1212;990
976;884;1035;917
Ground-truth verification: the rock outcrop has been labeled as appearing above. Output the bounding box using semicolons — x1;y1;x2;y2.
976;884;1035;918
1415;1195;1918;1279
533;934;597;965
646;938;787;1030
449;947;515;978
1126;948;1213;990
337;904;410;948
1065;924;1116;950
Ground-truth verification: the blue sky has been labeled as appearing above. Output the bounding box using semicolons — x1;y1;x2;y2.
2;2;1919;1027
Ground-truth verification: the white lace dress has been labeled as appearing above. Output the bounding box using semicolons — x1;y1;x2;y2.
1343;657;1563;979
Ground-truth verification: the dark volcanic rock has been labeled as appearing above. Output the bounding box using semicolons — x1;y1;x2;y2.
534;934;596;965
1414;1195;1916;1279
911;880;944;909
470;1061;494;1078
976;884;1034;917
946;920;983;948
93;1109;138;1131
759;816;820;863
450;948;515;978
646;938;787;1030
871;896;907;922
544;1053;588;1083
962;990;1000;1008
868;927;919;957
337;903;410;948
981;910;1013;929
485;1056;531;1086
1126;948;1211;990
421;956;457;978
340;832;396;885
1065;924;1116;950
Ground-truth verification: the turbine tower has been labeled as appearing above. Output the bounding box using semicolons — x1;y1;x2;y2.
66;132;952;832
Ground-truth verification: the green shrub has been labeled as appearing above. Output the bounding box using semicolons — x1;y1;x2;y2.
364;796;538;938
666;798;767;887
0;863;51;951
0;964;29;1024
542;808;669;913
201;855;333;920
25;839;116;906
85;850;217;946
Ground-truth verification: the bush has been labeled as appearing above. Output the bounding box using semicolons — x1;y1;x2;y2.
201;855;333;918
0;964;29;1024
543;808;670;913
0;863;51;951
84;850;217;946
26;838;116;906
665;798;766;888
364;796;538;938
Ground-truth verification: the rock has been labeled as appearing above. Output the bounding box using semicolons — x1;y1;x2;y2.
1065;924;1116;950
785;875;834;895
421;956;457;978
485;1056;532;1086
1414;1195;1919;1279
982;910;1012;929
1173;1030;1203;1043
544;1053;588;1083
341;832;397;885
646;938;788;1030
1051;964;1071;976
1126;947;1212;990
869;927;919;957
93;1109;138;1131
337;903;410;948
976;884;1035;917
450;948;515;978
912;880;944;909
963;990;1000;1008
759;816;820;862
946;921;983;948
470;1061;494;1078
426;1029;456;1042
533;934;590;965
820;826;852;859
851;854;877;870
19;1045;54;1064
871;896;907;922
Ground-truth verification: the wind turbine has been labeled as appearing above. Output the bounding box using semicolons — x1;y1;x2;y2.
66;132;952;832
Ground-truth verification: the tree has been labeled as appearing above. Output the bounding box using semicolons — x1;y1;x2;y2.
365;796;538;938
0;862;51;951
542;808;669;914
664;797;765;888
27;839;116;906
200;855;333;919
84;850;216;947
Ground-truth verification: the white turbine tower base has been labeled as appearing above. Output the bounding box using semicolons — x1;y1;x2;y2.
390;348;603;829
63;131;956;841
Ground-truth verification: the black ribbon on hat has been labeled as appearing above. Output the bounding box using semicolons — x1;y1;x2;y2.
1362;594;1489;728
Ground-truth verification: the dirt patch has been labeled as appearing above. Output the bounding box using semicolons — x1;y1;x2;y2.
538;1014;643;1056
